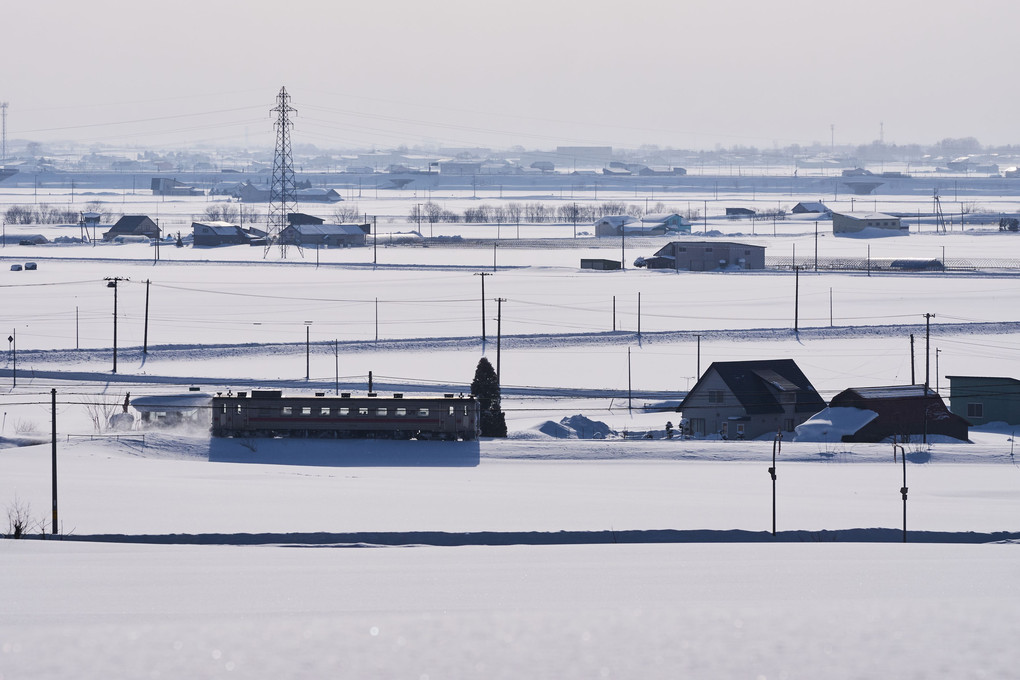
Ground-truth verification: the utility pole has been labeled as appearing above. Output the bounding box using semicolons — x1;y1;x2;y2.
495;297;506;385
143;279;150;354
935;348;941;394
794;266;800;332
305;323;311;380
695;334;701;378
910;334;916;384
475;272;492;341
104;277;127;373
627;347;632;412
814;221;818;271
334;339;339;395
612;295;616;332
637;291;641;338
51;388;58;534
924;313;934;391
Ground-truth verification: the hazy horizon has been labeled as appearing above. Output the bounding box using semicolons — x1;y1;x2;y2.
7;0;1018;152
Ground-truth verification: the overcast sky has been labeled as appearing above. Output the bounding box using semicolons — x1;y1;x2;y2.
6;0;1017;152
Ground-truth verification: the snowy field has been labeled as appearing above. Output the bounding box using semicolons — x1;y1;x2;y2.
2;186;1020;678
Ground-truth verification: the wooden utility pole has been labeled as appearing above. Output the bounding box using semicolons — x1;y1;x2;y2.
51;388;58;534
475;272;492;341
910;334;916;384
495;297;506;385
924;313;934;390
143;279;150;354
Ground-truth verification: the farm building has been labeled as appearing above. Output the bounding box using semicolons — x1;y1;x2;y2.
103;215;159;242
832;212;905;235
826;385;969;442
232;182;342;203
726;207;756;217
641;241;765;271
151;178;203;197
946;375;1020;426
279;223;369;247
595;215;688;237
580;258;621;271
677;359;825;439
191;221;252;247
791;201;830;214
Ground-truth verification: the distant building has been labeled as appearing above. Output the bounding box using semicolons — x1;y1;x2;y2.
642;241;765;271
595;214;689;237
279;223;369;247
947;376;1020;426
151;177;203;197
791;201;829;214
438;160;483;175
831;212;905;235
580;258;621;271
191;221;252;247
726;207;756;217
678;359;825;439
103;215;159;241
826;385;969;442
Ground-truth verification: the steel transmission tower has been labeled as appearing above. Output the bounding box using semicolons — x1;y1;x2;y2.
266;87;297;257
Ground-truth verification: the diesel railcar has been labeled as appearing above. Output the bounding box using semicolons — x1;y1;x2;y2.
211;390;480;440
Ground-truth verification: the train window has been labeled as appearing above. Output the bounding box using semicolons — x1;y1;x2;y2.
462;405;469;416
358;407;369;415
338;407;350;416
376;408;388;416
448;406;455;416
395;408;407;416
236;405;242;414
301;407;312;415
282;407;293;415
418;408;430;416
320;407;330;416
221;404;227;414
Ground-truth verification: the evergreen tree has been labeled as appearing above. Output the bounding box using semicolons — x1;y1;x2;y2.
470;357;507;437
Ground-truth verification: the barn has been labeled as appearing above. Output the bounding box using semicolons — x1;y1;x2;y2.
826;385;969;442
192;221;252;247
279;223;369;247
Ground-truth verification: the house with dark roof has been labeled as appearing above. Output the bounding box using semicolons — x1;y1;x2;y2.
826;385;969;442
677;359;825;439
279;223;369;247
191;221;252;247
102;215;159;241
946;376;1020;427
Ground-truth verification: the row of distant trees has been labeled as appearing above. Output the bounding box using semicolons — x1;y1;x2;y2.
408;201;698;226
4;201;112;225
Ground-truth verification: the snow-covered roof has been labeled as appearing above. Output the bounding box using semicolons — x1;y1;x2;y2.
130;393;212;413
287;223;365;236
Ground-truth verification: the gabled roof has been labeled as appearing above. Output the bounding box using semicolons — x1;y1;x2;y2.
680;359;825;415
112;215;154;230
792;201;829;213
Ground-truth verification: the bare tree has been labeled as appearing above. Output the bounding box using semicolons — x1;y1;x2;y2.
333;204;363;223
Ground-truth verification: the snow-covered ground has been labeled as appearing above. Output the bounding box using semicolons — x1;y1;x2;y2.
2;186;1020;678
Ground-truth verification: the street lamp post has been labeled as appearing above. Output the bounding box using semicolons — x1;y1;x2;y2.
7;330;14;387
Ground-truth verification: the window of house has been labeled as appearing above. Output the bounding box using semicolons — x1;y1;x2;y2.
967;403;984;418
678;247;687;253
708;390;724;404
783;418;795;431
